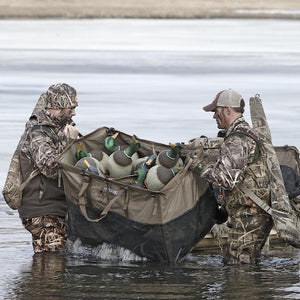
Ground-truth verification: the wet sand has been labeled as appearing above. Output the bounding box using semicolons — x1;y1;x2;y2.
1;0;300;19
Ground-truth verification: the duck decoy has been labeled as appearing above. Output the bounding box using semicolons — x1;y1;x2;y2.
106;135;141;178
75;143;91;161
104;132;120;153
89;149;109;167
75;157;105;177
134;155;156;188
156;142;183;169
145;165;181;191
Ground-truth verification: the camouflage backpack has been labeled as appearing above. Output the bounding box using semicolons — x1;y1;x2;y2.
2;94;46;210
240;95;300;248
2;131;40;210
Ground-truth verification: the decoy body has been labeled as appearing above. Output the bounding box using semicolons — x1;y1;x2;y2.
156;142;183;169
106;135;141;178
145;165;180;191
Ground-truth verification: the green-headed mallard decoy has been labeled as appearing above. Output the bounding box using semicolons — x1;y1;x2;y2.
104;131;139;162
106;135;141;178
132;156;149;172
104;132;120;153
134;155;156;188
144;165;181;191
75;142;92;161
156;142;183;169
75;157;105;177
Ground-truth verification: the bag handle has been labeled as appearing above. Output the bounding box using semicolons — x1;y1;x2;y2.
101;188;126;218
78;175;127;222
123;187;130;217
78;176;103;222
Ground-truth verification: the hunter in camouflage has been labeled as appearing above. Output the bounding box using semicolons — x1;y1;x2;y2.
194;89;273;264
18;83;79;253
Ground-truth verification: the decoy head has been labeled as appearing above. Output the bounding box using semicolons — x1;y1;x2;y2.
169;142;182;154
130;135;141;152
75;142;87;160
104;132;120;153
145;154;156;168
77;143;83;152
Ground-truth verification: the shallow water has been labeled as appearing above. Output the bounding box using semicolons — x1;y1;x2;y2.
1;199;299;299
0;19;300;299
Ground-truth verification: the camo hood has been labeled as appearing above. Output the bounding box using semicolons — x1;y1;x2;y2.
44;83;78;110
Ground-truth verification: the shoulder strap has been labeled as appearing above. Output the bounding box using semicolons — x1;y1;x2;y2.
227;129;263;162
31;125;58;144
239;184;273;215
228;128;262;148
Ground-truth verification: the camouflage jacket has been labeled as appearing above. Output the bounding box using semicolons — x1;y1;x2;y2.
201;117;271;215
201;117;261;189
18;109;72;219
21;109;70;179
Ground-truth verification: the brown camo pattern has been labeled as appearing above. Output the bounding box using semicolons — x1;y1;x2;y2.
44;83;78;110
21;109;69;179
22;215;67;254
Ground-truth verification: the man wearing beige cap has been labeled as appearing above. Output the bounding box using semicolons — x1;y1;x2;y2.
194;89;273;264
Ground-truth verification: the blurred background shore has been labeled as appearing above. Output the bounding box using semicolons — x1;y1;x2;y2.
1;0;300;19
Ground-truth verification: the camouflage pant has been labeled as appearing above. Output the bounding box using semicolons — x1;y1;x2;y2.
224;213;273;264
22;215;68;254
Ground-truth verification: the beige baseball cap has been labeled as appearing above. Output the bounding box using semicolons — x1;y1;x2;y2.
203;89;243;112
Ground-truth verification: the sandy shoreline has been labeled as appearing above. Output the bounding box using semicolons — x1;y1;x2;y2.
1;0;300;19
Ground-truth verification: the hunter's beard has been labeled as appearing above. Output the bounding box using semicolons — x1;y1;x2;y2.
57;110;73;125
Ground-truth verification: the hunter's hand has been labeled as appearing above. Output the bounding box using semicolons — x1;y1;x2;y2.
185;153;201;170
64;124;79;140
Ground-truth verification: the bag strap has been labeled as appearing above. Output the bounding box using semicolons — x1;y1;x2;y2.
240;183;300;247
239;184;273;215
101;188;126;218
123;187;130;217
31;125;58;144
78;175;126;222
78;176;103;222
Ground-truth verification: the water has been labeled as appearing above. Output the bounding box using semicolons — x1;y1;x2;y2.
0;19;300;299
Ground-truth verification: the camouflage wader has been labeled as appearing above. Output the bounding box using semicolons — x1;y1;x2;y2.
224;188;273;264
22;215;67;254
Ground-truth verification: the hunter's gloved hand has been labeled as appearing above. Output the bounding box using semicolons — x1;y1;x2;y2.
64;124;79;140
185;153;202;169
185;153;206;176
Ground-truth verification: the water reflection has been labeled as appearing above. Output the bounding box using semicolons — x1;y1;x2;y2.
7;247;299;299
12;253;67;299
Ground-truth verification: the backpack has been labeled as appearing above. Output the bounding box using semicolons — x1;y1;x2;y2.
2;130;40;210
241;95;300;248
2;122;60;210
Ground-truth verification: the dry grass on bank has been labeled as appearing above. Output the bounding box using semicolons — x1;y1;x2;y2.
1;0;300;19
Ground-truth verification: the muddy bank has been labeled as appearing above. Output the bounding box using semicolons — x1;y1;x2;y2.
1;0;300;19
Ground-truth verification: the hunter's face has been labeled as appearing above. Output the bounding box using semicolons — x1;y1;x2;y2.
58;108;76;124
213;107;227;129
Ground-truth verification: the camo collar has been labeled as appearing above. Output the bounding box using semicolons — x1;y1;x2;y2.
224;116;246;138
